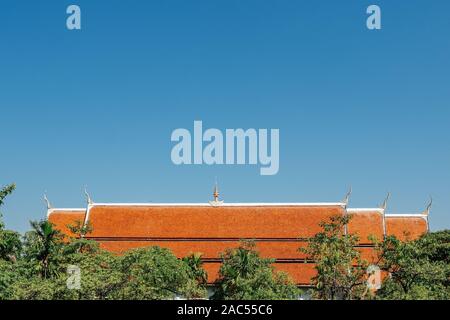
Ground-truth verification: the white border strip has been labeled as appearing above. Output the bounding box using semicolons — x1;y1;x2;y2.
347;208;384;213
385;213;428;218
48;208;86;213
89;202;347;207
47;208;86;219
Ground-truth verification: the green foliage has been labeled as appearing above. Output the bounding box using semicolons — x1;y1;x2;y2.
8;274;74;300
62;250;124;300
301;215;369;300
0;229;22;262
0;259;22;299
0;184;21;262
64;220;99;255
375;230;450;300
2;244;209;300
182;253;209;299
118;246;207;300
67;219;93;238
213;241;299;300
23;220;65;279
0;183;23;299
0;184;15;208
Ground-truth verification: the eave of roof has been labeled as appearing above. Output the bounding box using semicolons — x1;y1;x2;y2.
347;208;384;213
88;202;347;207
47;208;86;218
385;213;428;218
48;208;86;212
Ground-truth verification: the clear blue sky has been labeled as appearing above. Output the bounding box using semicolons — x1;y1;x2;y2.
1;1;449;233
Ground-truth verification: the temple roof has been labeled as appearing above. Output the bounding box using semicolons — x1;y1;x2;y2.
47;208;86;237
385;214;428;241
47;203;430;243
46;199;430;285
84;203;346;239
347;208;385;243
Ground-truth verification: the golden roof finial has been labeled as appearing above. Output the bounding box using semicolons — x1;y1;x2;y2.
213;179;219;201
209;178;223;207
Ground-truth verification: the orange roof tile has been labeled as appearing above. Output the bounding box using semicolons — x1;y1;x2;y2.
86;204;345;239
47;209;86;238
385;215;428;241
347;209;385;243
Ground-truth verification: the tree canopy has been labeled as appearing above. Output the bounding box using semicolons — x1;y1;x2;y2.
212;241;299;300
374;230;450;300
300;215;369;300
302;214;450;300
0;184;21;263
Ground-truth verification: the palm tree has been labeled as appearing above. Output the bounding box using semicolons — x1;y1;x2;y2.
183;253;208;286
24;220;63;278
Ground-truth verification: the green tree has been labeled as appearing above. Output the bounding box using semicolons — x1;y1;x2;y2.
182;253;208;299
301;215;369;300
0;184;15;207
7;246;125;300
183;253;208;286
0;259;25;299
0;229;22;263
212;241;299;300
23;220;64;278
64;220;98;254
375;230;450;300
0;184;26;299
60;249;124;300
0;184;22;262
117;246;207;300
8;275;61;300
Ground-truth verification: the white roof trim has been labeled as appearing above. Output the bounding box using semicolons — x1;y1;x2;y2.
89;202;346;207
385;213;428;218
47;208;85;219
48;208;86;213
347;208;384;213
